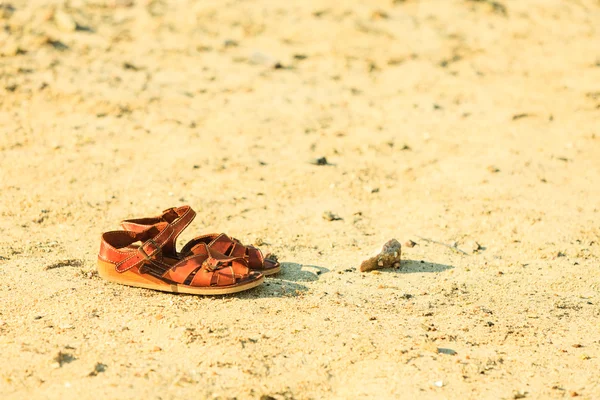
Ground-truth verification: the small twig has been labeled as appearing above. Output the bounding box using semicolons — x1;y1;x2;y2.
416;236;469;256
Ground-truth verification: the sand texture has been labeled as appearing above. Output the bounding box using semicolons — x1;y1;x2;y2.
1;0;600;399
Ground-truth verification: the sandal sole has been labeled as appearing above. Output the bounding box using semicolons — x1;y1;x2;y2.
262;265;281;276
97;260;264;295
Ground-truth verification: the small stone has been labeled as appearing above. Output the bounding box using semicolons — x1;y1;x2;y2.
360;239;402;272
54;10;77;32
249;51;283;69
322;211;342;221
438;348;458;355
0;40;20;57
0;3;15;19
371;10;389;19
487;165;500;173
52;351;74;368
404;240;417;248
310;156;330;166
152;346;162;352
434;380;444;388
88;363;107;376
467;240;482;253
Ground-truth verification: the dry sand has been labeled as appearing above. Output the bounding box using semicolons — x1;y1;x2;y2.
1;0;600;398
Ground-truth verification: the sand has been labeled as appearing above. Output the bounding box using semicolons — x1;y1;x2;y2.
1;0;599;398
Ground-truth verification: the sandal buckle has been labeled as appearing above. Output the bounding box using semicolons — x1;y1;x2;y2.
202;257;224;272
138;239;159;261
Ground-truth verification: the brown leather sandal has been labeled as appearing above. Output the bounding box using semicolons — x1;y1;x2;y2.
120;205;281;276
97;222;264;295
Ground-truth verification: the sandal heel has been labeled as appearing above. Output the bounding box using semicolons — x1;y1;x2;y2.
97;259;164;287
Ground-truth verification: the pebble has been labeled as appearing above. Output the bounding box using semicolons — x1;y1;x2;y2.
360;239;402;272
322;211;342;221
310;156;330;166
467;240;482;253
89;362;106;376
249;51;283;69
404;240;417;248
0;39;20;57
54;10;77;32
0;4;14;19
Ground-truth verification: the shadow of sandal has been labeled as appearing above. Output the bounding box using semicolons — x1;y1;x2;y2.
234;262;328;299
375;259;454;274
278;262;330;282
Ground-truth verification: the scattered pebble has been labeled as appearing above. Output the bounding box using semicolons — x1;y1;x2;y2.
54;10;77;32
433;380;444;388
88;363;107;376
371;10;389;19
360;239;401;272
438;348;458;355
322;211;342;221
52;351;74;368
512;113;531;120
404;240;417;248
0;3;15;19
487;165;500;173
249;51;283;69
467;240;482;253
310;157;330;166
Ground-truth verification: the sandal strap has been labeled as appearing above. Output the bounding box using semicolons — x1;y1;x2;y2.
162;245;250;285
99;223;176;273
121;205;196;255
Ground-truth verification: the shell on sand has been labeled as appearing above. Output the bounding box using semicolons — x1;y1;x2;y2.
360;239;402;272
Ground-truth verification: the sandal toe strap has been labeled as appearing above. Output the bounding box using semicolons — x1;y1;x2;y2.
162;245;251;287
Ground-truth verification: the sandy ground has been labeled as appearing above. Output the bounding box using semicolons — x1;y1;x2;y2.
1;0;600;398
